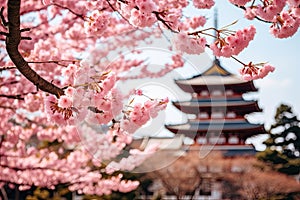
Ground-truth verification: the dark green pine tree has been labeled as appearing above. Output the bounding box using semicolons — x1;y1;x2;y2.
257;104;300;175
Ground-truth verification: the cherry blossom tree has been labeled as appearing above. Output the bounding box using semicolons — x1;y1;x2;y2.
224;168;300;199
0;0;299;198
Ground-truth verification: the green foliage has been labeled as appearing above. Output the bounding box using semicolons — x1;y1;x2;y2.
25;186;72;200
257;103;300;175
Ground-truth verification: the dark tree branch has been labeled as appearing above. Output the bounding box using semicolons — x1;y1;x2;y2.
106;0;131;24
52;3;85;20
0;94;24;100
0;66;16;72
20;27;30;32
0;80;19;86
0;31;8;36
21;36;31;40
0;91;38;100
28;59;79;67
233;4;272;23
153;11;179;33
5;0;64;97
0;7;8;27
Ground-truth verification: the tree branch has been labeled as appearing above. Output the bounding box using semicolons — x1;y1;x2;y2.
233;4;272;24
0;66;16;72
52;3;85;20
5;0;64;97
0;7;8;27
0;91;37;100
153;11;179;33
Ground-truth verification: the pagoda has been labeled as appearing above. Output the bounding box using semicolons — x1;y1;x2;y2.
165;59;265;153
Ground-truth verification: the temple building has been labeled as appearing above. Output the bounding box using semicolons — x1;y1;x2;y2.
165;59;265;155
133;59;267;200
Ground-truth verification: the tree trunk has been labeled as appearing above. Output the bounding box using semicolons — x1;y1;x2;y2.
0;187;8;200
14;187;19;200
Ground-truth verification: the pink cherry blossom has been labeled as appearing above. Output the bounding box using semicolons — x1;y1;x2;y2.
188;16;207;29
270;11;300;38
58;95;73;108
228;0;251;6
210;25;256;57
244;7;256;20
42;0;52;5
173;32;206;54
254;0;286;21
65;87;76;97
129;9;157;28
135;89;143;96
193;0;215;9
239;63;275;80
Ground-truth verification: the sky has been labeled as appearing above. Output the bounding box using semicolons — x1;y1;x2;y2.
120;1;300;150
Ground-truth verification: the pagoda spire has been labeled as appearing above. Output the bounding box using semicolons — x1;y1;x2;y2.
214;7;218;35
213;7;219;62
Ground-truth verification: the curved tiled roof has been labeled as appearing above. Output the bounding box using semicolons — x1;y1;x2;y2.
174;59;257;93
172;100;262;114
165;120;265;138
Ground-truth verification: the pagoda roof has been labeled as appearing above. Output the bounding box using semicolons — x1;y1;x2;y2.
200;59;232;76
175;59;257;93
165;119;265;138
173;100;262;114
188;145;257;157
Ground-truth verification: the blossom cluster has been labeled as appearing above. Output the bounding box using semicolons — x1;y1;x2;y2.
105;144;158;174
239;63;275;80
188;16;207;29
193;0;215;9
210;25;256;57
117;0;158;28
121;98;169;133
270;11;300;38
173;33;207;54
230;0;300;38
84;10;111;35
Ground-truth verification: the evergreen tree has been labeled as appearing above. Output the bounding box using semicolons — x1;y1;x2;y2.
257;104;300;175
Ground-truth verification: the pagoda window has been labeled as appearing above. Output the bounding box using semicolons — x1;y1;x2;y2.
226;112;236;118
209;137;219;144
211;112;224;118
200;90;209;97
217;136;226;144
225;90;234;96
211;90;222;96
197;136;207;144
228;135;239;144
198;112;209;119
208;132;222;144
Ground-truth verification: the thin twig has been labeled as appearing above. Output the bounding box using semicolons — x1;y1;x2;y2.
52;3;85;20
233;4;272;23
153;11;178;33
106;0;131;25
0;7;8;27
231;56;247;66
0;66;16;72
